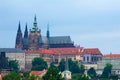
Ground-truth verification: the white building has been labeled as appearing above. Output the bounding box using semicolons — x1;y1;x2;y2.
62;70;71;80
97;54;120;75
0;48;25;71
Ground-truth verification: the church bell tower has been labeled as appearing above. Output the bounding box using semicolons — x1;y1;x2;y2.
28;15;41;50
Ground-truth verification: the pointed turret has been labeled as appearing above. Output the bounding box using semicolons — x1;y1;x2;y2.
15;21;23;48
47;23;50;38
24;23;28;38
18;21;21;32
34;15;37;27
31;15;40;32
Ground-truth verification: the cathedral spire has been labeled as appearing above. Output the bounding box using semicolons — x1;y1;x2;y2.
18;21;21;32
34;14;37;23
24;23;28;38
47;23;50;38
15;21;23;48
33;15;38;30
31;15;39;31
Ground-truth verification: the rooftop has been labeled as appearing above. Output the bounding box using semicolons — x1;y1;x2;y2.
0;48;24;53
103;54;120;58
25;47;102;55
30;70;47;76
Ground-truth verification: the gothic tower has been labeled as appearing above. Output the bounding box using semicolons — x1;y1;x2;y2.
46;23;50;49
22;23;29;50
15;21;23;48
28;15;41;50
46;23;50;39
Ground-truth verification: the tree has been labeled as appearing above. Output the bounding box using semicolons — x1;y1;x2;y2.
9;60;19;72
31;57;48;70
79;64;85;74
2;72;21;80
78;75;90;80
23;71;30;77
68;59;80;73
87;67;96;79
58;59;65;72
43;66;64;80
101;63;112;78
0;52;9;69
23;74;43;80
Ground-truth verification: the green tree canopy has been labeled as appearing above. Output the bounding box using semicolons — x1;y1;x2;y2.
43;66;64;80
68;59;80;73
79;64;85;74
87;67;96;79
23;74;43;80
58;59;65;72
31;57;48;70
2;72;21;80
9;60;19;72
58;59;83;73
101;63;112;78
78;75;90;80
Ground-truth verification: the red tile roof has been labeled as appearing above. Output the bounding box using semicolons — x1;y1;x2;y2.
25;47;102;55
81;48;102;55
103;54;120;58
30;70;47;77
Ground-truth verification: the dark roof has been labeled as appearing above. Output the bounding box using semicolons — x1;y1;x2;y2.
40;36;48;44
49;36;73;44
0;48;24;53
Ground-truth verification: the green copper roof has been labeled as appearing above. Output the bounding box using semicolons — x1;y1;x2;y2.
30;15;40;32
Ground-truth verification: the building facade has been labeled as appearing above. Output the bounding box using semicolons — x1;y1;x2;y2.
97;54;120;75
0;48;25;71
15;15;74;50
81;48;102;64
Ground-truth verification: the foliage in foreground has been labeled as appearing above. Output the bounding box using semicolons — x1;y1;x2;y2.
31;57;48;71
43;64;64;80
2;72;21;80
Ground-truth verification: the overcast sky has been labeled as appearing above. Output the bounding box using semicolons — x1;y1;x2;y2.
0;0;120;54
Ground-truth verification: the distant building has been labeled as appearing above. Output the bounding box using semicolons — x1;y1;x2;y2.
0;48;25;71
97;54;120;75
25;47;102;70
25;48;82;70
15;15;74;50
81;48;102;64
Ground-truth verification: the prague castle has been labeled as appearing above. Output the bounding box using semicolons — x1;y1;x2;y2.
15;16;75;50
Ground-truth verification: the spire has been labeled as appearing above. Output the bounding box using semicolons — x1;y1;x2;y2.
18;21;21;32
34;14;37;23
24;23;28;38
33;15;37;29
15;21;23;48
31;15;39;31
47;23;50;38
65;55;69;70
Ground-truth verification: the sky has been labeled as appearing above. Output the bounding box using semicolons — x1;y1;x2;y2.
0;0;120;54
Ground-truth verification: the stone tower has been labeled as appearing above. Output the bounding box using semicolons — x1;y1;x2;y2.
22;23;29;50
28;15;41;50
15;21;23;48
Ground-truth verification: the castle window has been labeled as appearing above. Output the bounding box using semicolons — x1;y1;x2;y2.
83;56;85;61
87;56;89;62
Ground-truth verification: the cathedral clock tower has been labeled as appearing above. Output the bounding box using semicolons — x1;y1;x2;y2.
28;15;41;50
